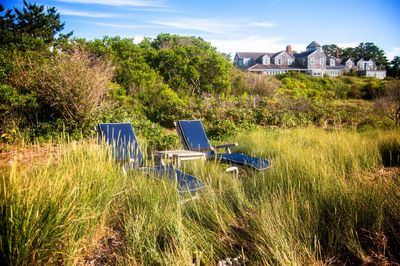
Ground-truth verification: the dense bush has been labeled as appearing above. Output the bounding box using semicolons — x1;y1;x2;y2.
0;84;37;141
36;47;114;129
231;69;281;97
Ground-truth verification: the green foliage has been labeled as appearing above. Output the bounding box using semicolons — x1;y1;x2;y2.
0;1;71;51
0;1;395;144
324;42;388;68
353;42;388;68
198;95;256;139
140;84;188;128
0;84;37;141
322;44;340;59
146;33;233;95
387;56;400;78
132;117;179;151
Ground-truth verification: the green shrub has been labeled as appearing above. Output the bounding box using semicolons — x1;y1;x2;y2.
140;84;188;128
0;84;38;142
36;47;114;129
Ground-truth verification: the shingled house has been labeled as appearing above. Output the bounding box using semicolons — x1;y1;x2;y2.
234;41;386;79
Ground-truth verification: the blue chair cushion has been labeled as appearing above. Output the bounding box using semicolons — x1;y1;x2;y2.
98;123;144;168
177;120;211;151
215;153;270;171
150;165;206;193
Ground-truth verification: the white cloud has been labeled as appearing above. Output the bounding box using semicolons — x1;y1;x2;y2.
93;22;152;29
251;21;280;28
150;18;279;35
335;42;359;48
386;47;400;61
207;36;306;55
58;8;116;18
58;0;164;7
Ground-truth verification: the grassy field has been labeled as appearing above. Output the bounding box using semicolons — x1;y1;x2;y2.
1;128;399;265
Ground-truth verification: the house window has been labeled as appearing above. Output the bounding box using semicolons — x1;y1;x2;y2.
310;58;314;66
330;59;335;66
320;58;324;65
288;58;293;65
277;58;282;65
238;59;243;66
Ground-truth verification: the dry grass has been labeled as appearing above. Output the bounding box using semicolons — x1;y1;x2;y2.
1;128;399;265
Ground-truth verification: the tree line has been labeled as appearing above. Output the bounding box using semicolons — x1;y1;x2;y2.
322;43;399;75
0;1;399;145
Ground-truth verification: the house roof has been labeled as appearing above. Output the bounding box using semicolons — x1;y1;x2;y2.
355;58;374;63
294;50;315;58
306;41;321;49
273;51;295;58
236;52;265;60
340;58;354;65
248;64;303;70
236;52;282;60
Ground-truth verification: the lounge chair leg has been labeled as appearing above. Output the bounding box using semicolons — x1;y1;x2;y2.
225;166;239;174
179;193;200;204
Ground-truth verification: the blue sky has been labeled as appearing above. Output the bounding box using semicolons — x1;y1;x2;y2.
2;0;400;60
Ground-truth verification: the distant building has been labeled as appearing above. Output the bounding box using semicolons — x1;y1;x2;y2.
234;41;386;79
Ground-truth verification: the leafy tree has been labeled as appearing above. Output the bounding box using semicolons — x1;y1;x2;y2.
328;43;388;69
146;33;232;95
322;44;341;59
387;56;400;78
353;42;388;69
341;47;355;59
0;1;71;51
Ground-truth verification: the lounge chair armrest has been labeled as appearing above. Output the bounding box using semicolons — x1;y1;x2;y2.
214;143;238;153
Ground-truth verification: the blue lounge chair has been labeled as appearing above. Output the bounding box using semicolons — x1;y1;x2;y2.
176;120;270;171
97;122;205;193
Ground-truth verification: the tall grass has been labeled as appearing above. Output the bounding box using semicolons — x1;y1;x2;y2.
1;128;399;265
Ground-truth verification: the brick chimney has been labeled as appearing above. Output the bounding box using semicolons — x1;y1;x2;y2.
286;45;292;55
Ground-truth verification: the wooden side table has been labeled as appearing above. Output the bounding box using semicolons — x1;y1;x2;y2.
155;150;206;167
